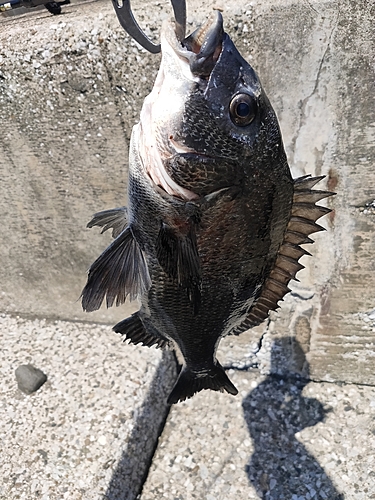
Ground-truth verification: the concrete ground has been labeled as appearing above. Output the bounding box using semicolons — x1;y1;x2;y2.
0;313;176;500
1;313;374;500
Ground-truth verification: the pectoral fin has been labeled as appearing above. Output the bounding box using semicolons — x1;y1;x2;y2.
81;226;151;312
156;222;201;314
87;206;128;238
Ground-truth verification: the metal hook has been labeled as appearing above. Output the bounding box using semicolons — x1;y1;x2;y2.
111;0;186;54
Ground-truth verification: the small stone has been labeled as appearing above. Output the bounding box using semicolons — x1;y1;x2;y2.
270;478;277;489
15;364;47;394
98;435;107;445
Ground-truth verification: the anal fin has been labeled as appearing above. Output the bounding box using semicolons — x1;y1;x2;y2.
81;226;151;312
114;313;168;349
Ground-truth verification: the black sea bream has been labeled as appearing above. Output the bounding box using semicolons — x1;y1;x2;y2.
81;12;333;404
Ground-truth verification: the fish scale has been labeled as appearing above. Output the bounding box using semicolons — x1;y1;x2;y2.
81;11;334;404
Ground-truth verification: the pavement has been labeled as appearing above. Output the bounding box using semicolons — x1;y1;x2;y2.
1;312;375;500
0;313;176;500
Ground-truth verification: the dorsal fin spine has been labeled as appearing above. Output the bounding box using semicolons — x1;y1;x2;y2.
231;175;335;333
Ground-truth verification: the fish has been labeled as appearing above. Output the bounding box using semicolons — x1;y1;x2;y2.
81;11;333;404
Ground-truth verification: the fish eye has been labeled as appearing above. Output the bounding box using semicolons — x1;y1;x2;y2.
229;93;257;127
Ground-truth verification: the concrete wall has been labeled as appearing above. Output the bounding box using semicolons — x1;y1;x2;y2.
0;0;374;383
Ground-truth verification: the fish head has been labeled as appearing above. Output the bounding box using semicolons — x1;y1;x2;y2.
138;11;287;200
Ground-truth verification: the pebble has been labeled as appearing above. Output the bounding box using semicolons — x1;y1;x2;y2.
15;364;47;395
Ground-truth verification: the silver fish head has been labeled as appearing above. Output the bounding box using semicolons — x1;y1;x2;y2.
138;11;287;200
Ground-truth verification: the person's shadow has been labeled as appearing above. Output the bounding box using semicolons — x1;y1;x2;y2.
242;336;344;500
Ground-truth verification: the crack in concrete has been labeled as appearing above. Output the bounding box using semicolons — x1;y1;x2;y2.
289;7;341;168
255;318;270;355
290;290;315;301
309;377;375;389
223;318;271;371
99;39;131;149
303;0;319;15
304;7;340;102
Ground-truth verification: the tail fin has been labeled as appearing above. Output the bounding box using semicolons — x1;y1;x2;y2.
167;363;238;405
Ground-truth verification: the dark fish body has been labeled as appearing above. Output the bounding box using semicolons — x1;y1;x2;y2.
82;13;333;403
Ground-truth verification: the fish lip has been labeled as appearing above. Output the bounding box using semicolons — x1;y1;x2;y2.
169;137;216;160
162;11;224;79
169;136;238;162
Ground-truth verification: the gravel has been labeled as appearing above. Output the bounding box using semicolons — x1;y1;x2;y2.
141;370;375;500
3;311;375;500
0;313;176;500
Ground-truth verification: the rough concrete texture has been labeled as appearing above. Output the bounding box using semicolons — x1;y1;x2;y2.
141;366;375;500
2;314;374;500
0;313;177;499
0;0;148;324
228;0;375;386
1;0;374;384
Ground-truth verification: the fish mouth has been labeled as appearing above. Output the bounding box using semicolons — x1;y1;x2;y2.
165;10;225;79
181;11;224;78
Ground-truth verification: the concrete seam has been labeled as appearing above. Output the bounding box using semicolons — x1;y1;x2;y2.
103;350;178;500
135;353;178;499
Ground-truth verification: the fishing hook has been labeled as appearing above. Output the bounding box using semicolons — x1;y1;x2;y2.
111;0;186;54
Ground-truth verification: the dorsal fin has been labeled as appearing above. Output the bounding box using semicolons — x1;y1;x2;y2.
231;175;335;333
